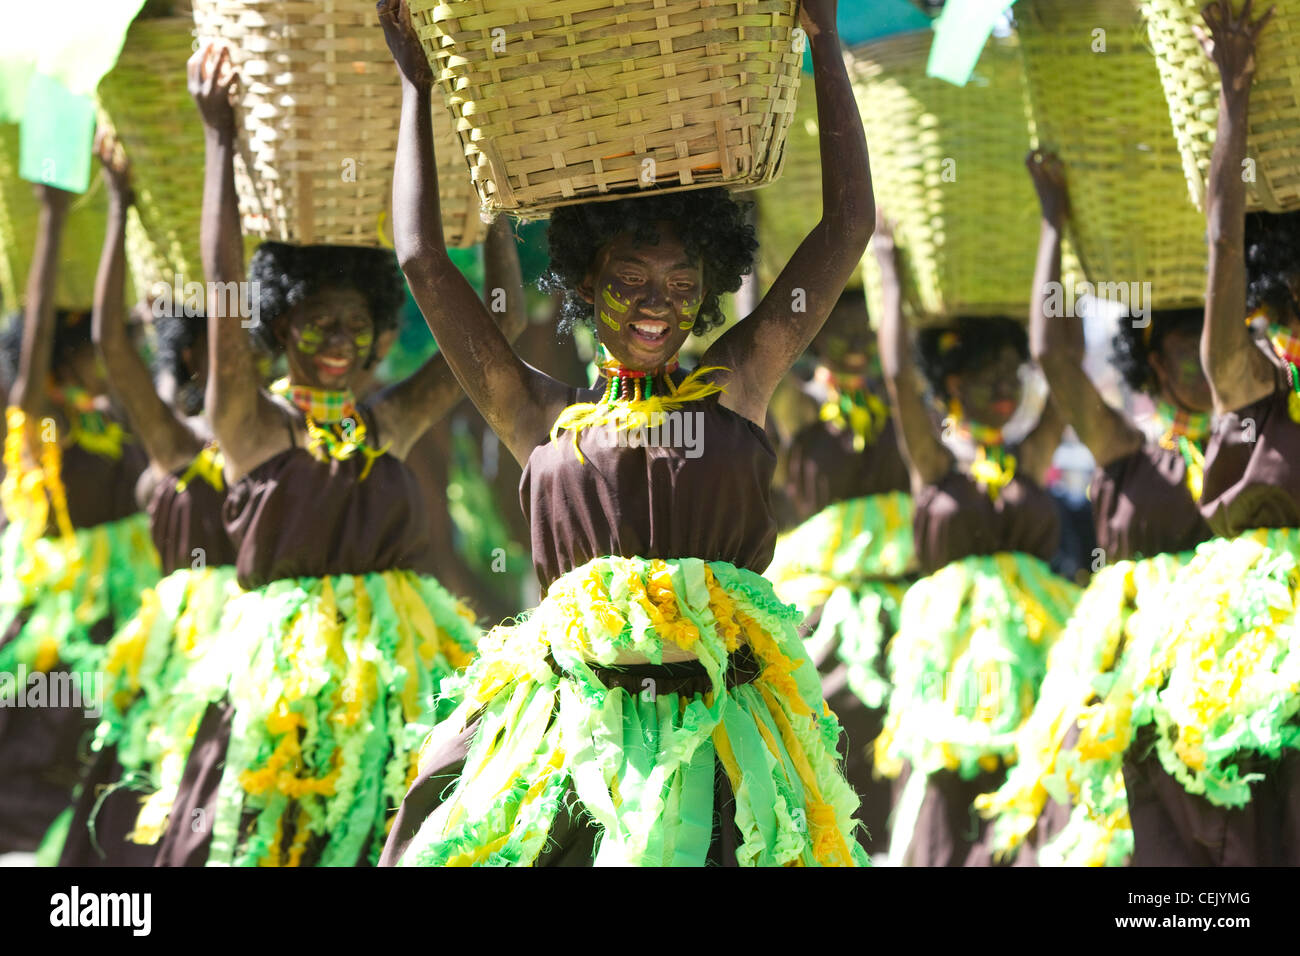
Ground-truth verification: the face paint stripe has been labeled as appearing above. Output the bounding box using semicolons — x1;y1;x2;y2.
600;309;621;331
601;287;631;313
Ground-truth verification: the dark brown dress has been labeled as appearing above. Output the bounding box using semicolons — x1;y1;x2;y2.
0;438;149;854
902;465;1061;867
1122;370;1300;866
1090;443;1212;562
785;417;911;522
381;387;790;866
155;441;440;866
785;415;910;856
57;461;235;867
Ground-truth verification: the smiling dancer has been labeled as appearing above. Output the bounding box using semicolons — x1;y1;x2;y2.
975;152;1214;866
0;180;159;857
872;213;1081;866
148;43;483;866
377;0;872;866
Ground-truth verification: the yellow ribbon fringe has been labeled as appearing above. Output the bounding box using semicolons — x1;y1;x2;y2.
549;366;727;464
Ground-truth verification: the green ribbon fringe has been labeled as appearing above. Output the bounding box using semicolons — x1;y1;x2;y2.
195;570;481;867
878;551;1081;780
0;512;161;686
399;555;867;867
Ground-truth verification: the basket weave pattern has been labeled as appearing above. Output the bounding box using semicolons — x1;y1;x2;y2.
1018;0;1207;309
191;0;482;248
755;81;863;293
98;17;207;291
407;0;804;218
1143;0;1300;213
849;31;1046;324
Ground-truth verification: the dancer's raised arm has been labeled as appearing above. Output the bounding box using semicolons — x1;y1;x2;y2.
1197;0;1277;413
1025;151;1141;468
874;215;952;491
705;0;874;424
91;131;204;473
366;217;530;458
379;0;570;465
190;42;288;480
10;184;71;426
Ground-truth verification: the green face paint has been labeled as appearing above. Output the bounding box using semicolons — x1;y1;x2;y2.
600;285;630;331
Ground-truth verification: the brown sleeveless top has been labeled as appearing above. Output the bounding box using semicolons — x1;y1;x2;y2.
61;439;148;531
1200;368;1300;536
148;463;237;577
521;387;778;590
786;417;910;520
913;466;1060;575
1089;444;1212;561
224;445;438;590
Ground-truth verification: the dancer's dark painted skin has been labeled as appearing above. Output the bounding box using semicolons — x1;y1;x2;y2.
1197;0;1286;414
189;42;526;483
874;213;1066;495
379;0;873;466
1025;150;1212;468
92;130;212;479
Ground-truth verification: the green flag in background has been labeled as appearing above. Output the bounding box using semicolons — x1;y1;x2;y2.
0;0;146;192
927;0;1017;86
18;74;97;193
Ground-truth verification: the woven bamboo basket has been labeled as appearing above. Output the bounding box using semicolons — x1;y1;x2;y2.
754;79;863;294
0;126;139;311
849;30;1058;325
191;0;484;248
1143;0;1300;212
406;0;805;218
1017;0;1207;310
97;16;207;293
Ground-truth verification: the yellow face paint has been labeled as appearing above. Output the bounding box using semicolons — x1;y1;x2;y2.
599;285;631;331
678;296;701;330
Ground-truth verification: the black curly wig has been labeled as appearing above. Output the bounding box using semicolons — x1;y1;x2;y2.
153;311;208;415
246;242;405;366
0;308;95;390
539;188;758;335
1110;307;1203;395
1245;211;1300;323
916;315;1027;404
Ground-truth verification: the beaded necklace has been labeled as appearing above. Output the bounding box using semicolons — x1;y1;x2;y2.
1154;400;1210;501
1264;321;1300;424
48;384;127;459
950;404;1016;501
549;350;727;464
815;366;889;452
270;378;389;480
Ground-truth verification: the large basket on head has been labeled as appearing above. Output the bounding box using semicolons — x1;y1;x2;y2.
848;31;1051;325
755;79;863;295
190;0;484;249
1143;0;1300;213
97;16;206;293
1017;0;1207;310
0;126;134;312
406;0;805;219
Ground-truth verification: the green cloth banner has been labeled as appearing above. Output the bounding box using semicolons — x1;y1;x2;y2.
802;0;932;71
18;74;97;193
0;0;146;189
927;0;1018;86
